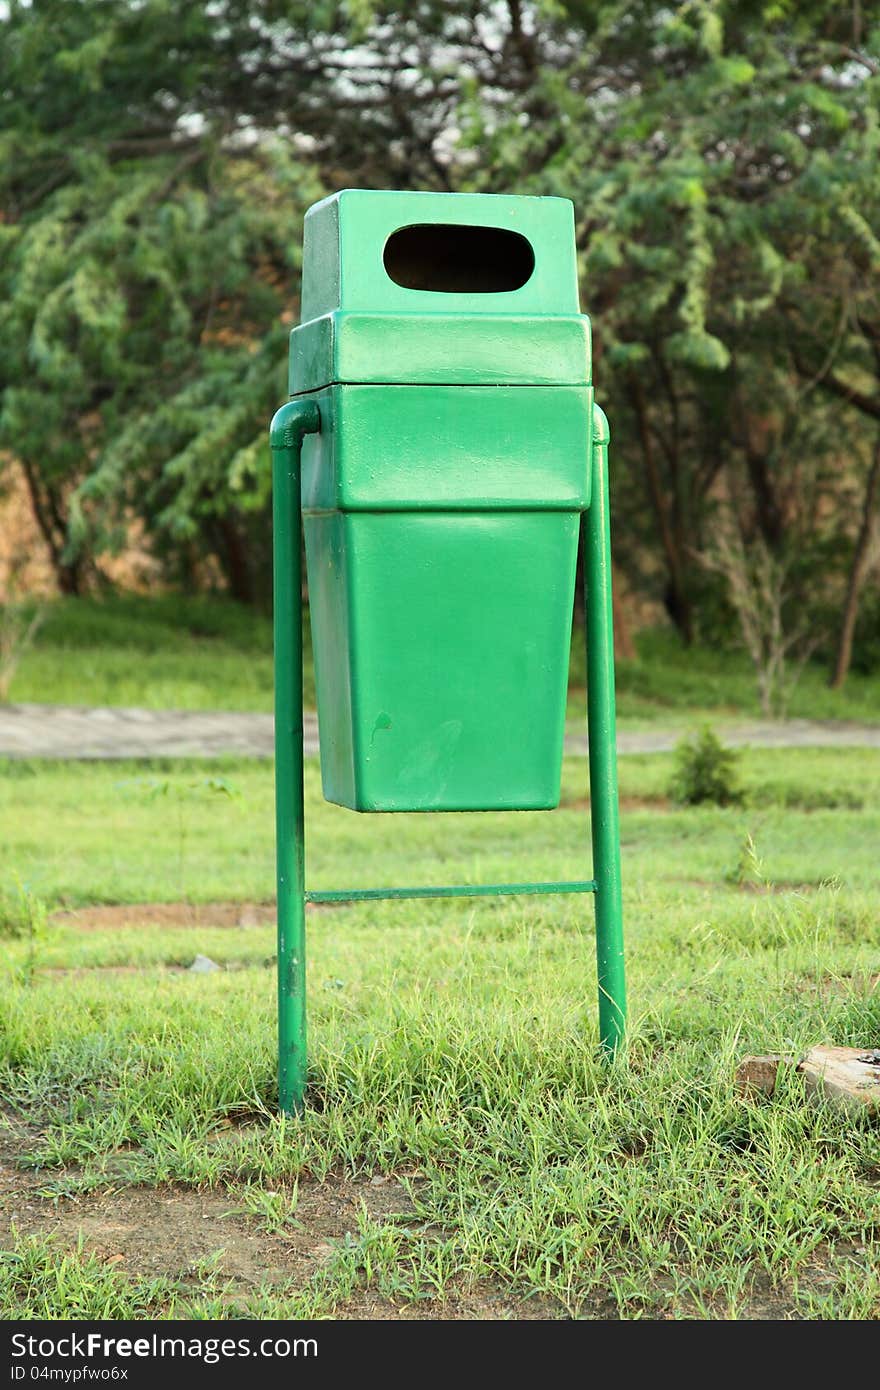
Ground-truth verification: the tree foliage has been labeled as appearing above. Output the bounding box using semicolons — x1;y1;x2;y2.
1;1;878;680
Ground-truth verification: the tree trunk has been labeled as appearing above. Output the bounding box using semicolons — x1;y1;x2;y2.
830;436;880;689
55;560;82;596
745;444;785;549
216;514;254;605
628;377;694;644
19;460;83;596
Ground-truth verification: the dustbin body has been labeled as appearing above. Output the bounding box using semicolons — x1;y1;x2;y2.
290;190;594;811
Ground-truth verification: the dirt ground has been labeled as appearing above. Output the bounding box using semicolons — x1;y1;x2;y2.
8;903;874;1320
2;1117;860;1320
50;901;348;932
0;1120;559;1320
5;898;564;1318
51;902;281;931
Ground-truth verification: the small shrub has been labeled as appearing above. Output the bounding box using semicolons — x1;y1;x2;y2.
725;831;766;887
0;883;47;940
668;727;743;807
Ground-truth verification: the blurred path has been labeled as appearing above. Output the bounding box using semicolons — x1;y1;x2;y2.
0;704;288;760
1;704;879;760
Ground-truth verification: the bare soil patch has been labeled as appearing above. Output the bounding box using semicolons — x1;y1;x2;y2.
797;971;880;1000
0;1124;864;1319
0;1127;558;1320
50;900;343;932
1;1174;410;1292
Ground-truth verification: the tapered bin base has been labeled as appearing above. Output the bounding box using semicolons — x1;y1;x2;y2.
304;509;579;811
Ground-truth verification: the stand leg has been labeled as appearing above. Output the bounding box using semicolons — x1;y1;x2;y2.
271;399;320;1114
585;405;626;1054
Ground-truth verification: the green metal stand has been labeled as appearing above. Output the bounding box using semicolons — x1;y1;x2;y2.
271;398;320;1115
585;407;626;1054
270;399;625;1116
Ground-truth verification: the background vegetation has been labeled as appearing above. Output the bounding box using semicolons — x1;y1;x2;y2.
2;2;879;707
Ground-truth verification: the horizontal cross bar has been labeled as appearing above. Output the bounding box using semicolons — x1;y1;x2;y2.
306;880;598;905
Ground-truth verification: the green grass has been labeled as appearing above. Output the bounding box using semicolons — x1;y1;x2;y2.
575;627;880;727
0;1235;180;1320
2;747;880;1318
2;747;879;909
4;594;309;710
6;595;880;726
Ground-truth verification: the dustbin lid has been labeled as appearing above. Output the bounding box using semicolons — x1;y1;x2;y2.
290;189;592;392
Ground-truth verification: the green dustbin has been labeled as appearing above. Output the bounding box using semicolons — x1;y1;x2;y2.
290;189;595;812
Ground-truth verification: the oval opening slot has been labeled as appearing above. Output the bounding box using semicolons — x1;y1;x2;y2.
383;223;535;293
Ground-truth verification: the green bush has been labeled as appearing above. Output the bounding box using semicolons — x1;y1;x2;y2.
668;727;743;807
0;882;48;940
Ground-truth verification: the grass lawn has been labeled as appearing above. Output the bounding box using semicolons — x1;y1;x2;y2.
1;746;879;1318
5;595;287;712
6;594;880;727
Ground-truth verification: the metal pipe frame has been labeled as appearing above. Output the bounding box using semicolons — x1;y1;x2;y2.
271;398;625;1115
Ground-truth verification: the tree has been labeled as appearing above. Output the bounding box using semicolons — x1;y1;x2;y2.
779;91;880;685
1;141;322;601
1;0;877;637
0;0;330;599
456;2;879;645
1;0;571;598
